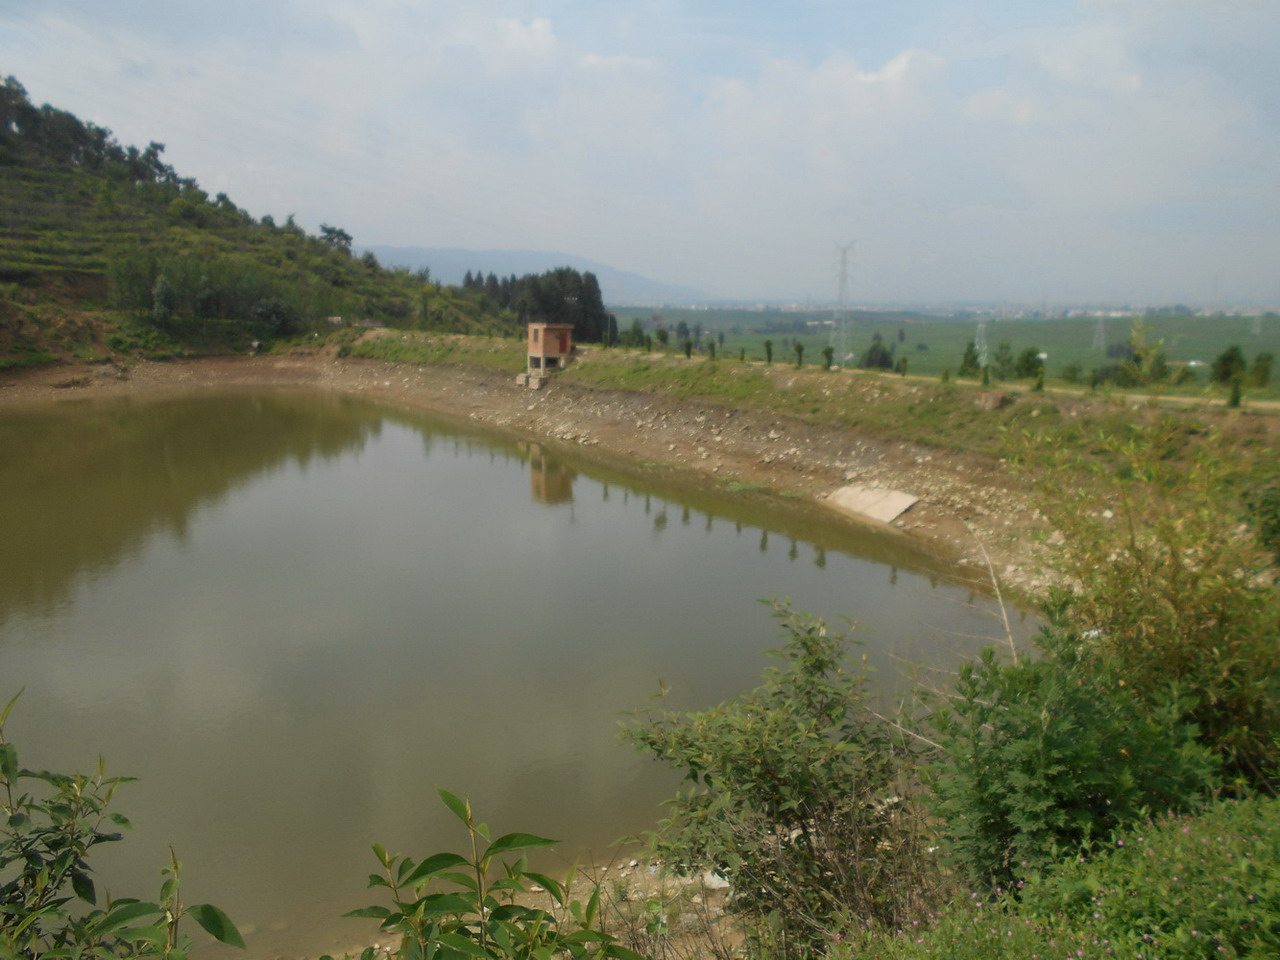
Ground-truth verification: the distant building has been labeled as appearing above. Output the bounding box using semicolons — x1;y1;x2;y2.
527;321;574;375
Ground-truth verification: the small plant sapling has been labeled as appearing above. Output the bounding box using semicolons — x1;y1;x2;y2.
344;790;643;960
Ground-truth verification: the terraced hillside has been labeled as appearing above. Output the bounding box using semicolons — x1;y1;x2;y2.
0;75;516;367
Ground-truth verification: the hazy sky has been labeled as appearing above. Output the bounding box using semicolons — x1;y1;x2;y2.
3;1;1278;305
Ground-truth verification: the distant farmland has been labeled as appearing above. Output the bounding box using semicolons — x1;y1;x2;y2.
610;307;1279;395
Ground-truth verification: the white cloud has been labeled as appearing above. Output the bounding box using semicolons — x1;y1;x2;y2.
1;0;1278;303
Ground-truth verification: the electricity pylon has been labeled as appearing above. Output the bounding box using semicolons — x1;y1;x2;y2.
829;241;855;366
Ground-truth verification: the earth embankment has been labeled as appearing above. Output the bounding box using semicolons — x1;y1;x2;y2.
1;352;1055;592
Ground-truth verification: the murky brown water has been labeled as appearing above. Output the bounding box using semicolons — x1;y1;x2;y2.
0;389;1030;958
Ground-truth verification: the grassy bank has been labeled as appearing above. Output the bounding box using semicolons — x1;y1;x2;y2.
612;306;1280;400
346;333;1280;542
343;330;527;373
560;349;1068;456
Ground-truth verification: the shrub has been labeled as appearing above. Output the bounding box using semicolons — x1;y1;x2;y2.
1013;347;1042;379
927;637;1216;889
1021;795;1280;958
847;796;1280;960
623;602;939;958
251;297;301;337
1248;479;1280;561
0;693;242;958
1012;419;1280;789
342;791;639;960
860;339;893;370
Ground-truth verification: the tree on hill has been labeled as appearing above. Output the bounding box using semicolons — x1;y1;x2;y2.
319;224;353;253
0;73;529;358
1;75;176;182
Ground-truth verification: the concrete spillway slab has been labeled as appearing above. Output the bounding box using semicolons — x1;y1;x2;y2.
828;484;919;524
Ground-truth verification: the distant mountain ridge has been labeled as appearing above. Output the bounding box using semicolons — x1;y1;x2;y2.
363;246;709;307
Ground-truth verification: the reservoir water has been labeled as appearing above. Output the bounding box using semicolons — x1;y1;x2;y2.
0;389;1029;957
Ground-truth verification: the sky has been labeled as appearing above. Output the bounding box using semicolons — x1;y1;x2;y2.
2;0;1278;306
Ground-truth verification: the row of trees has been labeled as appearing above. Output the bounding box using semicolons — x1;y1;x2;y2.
2;72;530;347
1;76;174;183
953;336;1273;389
461;267;616;344
107;249;343;339
958;340;1044;380
105;236;622;350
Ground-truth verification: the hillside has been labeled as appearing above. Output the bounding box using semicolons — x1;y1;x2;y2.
0;75;519;367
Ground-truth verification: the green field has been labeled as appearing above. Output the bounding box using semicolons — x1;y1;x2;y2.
611;306;1280;395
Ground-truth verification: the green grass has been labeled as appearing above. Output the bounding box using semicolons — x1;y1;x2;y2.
611;308;1280;399
103;320;183;360
845;795;1280;960
345;332;525;372
718;478;769;493
0;347;58;370
564;350;1070;456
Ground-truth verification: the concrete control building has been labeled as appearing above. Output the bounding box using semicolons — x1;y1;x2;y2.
527;321;574;374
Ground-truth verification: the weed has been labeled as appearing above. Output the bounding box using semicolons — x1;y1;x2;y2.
718;479;767;494
342;791;641;960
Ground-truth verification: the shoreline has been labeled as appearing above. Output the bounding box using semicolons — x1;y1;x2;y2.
0;351;1052;595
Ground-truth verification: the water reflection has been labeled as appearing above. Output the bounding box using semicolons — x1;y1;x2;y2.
0;391;381;628
519;442;577;505
0;390;1034;960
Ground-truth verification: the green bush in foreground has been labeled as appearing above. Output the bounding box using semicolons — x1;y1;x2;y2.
1015;418;1280;789
340;790;640;960
0;693;243;959
844;795;1280;960
928;635;1216;890
623;603;939;959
